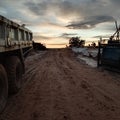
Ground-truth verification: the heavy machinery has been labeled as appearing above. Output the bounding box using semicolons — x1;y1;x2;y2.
97;21;120;71
0;15;33;112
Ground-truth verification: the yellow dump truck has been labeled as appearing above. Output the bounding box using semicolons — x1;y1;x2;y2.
0;15;33;112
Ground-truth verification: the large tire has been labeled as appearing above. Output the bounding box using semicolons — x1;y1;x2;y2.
5;56;23;94
0;64;8;113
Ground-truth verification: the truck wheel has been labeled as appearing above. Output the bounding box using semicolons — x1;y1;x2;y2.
0;64;8;113
5;56;23;94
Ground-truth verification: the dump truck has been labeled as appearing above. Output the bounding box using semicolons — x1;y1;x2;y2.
97;21;120;71
0;15;33;112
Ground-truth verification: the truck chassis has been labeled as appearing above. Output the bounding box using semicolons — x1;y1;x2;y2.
0;15;33;112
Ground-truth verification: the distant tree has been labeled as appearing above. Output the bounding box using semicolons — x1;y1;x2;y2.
69;37;79;47
79;40;85;47
91;41;96;48
69;37;85;47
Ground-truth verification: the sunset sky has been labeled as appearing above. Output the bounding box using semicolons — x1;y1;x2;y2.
0;0;120;48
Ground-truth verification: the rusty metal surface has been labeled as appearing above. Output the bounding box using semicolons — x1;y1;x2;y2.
98;43;120;70
0;15;32;33
0;15;33;53
101;47;120;68
0;40;32;53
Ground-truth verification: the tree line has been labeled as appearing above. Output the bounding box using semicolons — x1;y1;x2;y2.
69;37;85;47
69;37;97;48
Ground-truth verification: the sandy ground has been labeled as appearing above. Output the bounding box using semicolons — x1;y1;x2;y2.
0;49;120;120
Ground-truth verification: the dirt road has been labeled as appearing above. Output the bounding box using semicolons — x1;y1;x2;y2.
0;49;120;120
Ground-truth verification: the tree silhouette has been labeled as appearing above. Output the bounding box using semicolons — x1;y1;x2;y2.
69;37;85;47
91;41;96;48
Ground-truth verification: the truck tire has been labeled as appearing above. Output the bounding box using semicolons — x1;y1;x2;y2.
5;56;23;94
0;64;8;113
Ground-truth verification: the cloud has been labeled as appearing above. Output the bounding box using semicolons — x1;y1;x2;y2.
60;33;78;38
93;34;111;38
110;0;120;4
24;1;76;15
24;1;84;22
24;1;49;16
3;0;118;28
66;15;115;29
0;1;36;25
0;0;120;48
33;35;52;40
0;7;7;15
